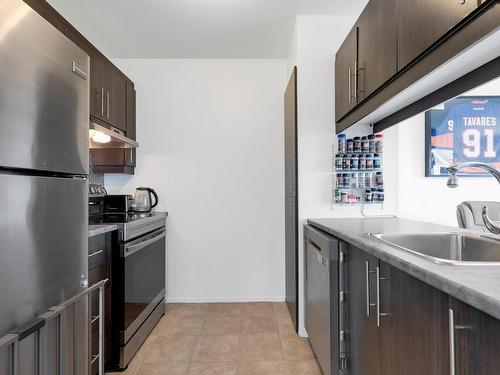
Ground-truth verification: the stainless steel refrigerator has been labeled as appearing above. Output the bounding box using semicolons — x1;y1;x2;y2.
0;1;95;374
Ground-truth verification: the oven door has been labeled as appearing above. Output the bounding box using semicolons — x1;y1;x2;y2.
120;228;166;343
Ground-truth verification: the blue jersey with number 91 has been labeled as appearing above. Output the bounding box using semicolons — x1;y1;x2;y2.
436;98;500;163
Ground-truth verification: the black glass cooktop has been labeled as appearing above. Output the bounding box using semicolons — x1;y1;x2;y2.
89;212;155;225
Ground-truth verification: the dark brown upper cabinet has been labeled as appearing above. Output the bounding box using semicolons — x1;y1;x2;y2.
335;0;398;121
398;0;479;70
357;0;398;103
335;0;498;133
25;0;133;136
335;27;358;121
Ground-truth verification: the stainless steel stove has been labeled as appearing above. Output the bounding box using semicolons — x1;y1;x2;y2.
89;188;167;370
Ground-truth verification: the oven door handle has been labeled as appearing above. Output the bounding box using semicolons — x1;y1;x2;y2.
123;229;166;258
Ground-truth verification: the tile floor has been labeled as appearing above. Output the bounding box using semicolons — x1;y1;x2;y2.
107;302;321;375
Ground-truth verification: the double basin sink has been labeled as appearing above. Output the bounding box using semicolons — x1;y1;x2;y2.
370;232;500;266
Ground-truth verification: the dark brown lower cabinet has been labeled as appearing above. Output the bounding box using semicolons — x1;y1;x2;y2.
380;264;449;375
88;231;115;374
344;244;500;375
346;244;380;375
450;297;500;375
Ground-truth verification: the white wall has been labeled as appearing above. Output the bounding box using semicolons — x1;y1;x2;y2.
105;59;287;302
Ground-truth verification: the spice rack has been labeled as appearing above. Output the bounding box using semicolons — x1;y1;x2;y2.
333;133;385;205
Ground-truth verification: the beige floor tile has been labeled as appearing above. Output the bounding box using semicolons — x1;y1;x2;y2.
273;303;291;316
239;333;284;361
280;335;315;361
208;303;241;316
163;315;207;337
200;316;241;336
192;335;239;362
143;335;199;362
241;302;275;315
187;362;237;375
136;361;189;375
241;315;278;335
277;315;297;336
287;360;322;375
238;360;291;375
169;303;214;316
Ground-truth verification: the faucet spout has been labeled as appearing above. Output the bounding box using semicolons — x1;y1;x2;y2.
446;162;500;186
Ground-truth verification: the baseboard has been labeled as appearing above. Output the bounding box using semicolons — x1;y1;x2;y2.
165;296;285;303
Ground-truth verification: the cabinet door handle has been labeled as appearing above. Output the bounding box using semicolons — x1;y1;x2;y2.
449;309;456;375
348;67;352;104
107;91;110;119
101;88;104;116
365;261;370;316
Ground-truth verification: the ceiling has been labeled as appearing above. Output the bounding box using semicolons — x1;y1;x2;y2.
47;0;367;58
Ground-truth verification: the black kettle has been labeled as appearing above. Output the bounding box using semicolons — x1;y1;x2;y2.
133;187;159;212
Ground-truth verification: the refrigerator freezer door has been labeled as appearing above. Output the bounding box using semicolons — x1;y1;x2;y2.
0;0;89;175
0;174;88;337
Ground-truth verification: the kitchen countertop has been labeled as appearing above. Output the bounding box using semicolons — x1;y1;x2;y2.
88;224;118;238
307;217;500;321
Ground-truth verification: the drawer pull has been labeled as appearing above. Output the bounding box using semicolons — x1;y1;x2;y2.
91;315;100;324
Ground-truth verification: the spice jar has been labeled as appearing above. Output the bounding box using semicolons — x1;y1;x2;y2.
365;154;374;170
358;173;365;189
351;173;358;188
371;188;378;202
353;137;361;153
343;173;350;188
373;153;381;169
351;154;359;170
343;154;351;170
335;154;343;170
364;189;372;203
377;188;385;203
359;154;366;170
368;134;376;153
336;173;344;188
375;133;383;153
346;139;354;153
365;172;373;188
361;136;369;153
338;134;347;153
376;172;383;186
341;191;348;204
335;189;342;204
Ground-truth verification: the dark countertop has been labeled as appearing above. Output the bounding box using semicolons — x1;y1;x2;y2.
88;224;118;238
307;217;500;321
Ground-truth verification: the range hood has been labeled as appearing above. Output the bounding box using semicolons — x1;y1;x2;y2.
89;122;139;149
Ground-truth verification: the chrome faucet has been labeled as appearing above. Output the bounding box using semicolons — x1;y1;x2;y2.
446;162;500;234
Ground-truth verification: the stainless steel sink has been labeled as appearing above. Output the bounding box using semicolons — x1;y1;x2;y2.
370;232;500;266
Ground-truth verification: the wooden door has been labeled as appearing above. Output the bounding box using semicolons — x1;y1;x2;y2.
109;69;127;131
335;27;357;121
284;67;298;331
380;264;449;375
450;298;500;374
397;0;478;70
357;0;398;102
346;245;380;375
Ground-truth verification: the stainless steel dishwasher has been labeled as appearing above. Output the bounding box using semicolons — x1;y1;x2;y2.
304;225;347;375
